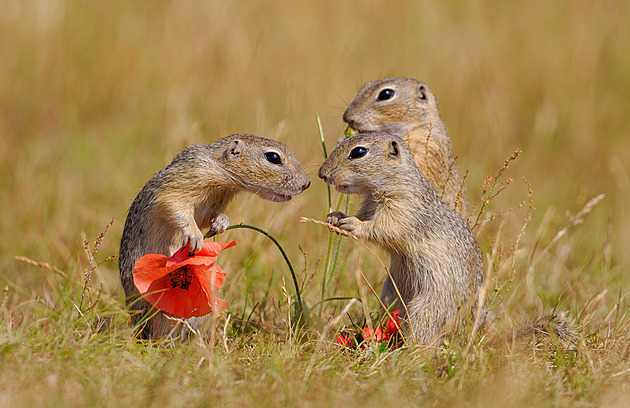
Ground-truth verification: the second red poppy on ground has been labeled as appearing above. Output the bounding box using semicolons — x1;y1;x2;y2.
133;241;236;319
336;309;402;348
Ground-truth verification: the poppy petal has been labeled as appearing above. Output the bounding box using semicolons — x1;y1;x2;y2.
166;242;192;266
386;309;402;334
197;241;237;257
336;334;351;347
362;327;376;341
133;254;171;293
165;241;237;269
192;262;227;313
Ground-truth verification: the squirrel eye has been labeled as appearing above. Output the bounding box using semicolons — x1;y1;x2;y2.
349;146;368;159
264;151;282;165
376;88;395;101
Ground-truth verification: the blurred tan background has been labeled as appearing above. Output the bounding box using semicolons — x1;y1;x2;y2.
1;1;628;309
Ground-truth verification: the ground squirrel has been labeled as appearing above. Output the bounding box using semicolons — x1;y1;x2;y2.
344;77;467;215
119;134;311;340
318;133;483;343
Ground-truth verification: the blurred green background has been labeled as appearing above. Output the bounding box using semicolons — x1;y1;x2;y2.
1;0;628;311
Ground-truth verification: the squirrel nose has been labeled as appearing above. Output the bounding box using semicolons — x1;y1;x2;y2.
343;114;361;130
342;110;352;124
317;167;326;181
302;180;311;190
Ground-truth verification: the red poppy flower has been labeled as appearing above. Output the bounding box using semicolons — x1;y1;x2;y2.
335;309;404;349
362;326;387;342
386;309;402;335
133;241;236;318
336;334;352;347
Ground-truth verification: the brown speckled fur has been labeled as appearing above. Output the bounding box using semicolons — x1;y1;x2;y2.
119;134;310;340
344;77;467;216
319;133;482;344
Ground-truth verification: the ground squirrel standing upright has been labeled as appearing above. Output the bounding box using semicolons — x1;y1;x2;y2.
344;77;467;215
318;133;483;343
119;134;311;340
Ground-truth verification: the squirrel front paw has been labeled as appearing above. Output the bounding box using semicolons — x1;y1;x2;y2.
207;213;230;237
336;216;362;234
182;226;205;255
326;211;362;235
326;211;347;226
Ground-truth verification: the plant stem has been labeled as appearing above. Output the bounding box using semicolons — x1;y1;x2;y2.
321;193;346;300
316;114;331;213
326;194;350;292
206;224;304;323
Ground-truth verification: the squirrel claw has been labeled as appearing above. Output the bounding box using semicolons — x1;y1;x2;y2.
326;211;347;227
183;229;204;256
207;213;230;237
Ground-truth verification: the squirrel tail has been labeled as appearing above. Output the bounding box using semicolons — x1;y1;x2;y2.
487;310;579;350
522;310;580;347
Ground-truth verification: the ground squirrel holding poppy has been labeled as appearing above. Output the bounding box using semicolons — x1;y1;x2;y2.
119;134;311;340
344;77;467;215
319;132;483;343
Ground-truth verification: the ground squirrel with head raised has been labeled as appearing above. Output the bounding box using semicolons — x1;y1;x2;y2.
319;132;482;343
119;134;311;340
344;77;467;216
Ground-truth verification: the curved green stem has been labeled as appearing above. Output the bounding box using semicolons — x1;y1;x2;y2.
209;224;303;321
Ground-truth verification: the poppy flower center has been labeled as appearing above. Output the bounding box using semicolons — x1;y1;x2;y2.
168;265;195;290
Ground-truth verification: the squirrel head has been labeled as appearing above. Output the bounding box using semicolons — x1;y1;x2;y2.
343;77;440;136
318;132;417;196
218;134;311;201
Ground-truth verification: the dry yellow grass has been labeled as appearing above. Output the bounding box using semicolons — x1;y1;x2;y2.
1;1;630;407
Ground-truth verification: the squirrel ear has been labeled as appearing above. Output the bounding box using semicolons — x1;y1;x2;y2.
227;139;242;160
388;140;400;159
417;85;428;102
